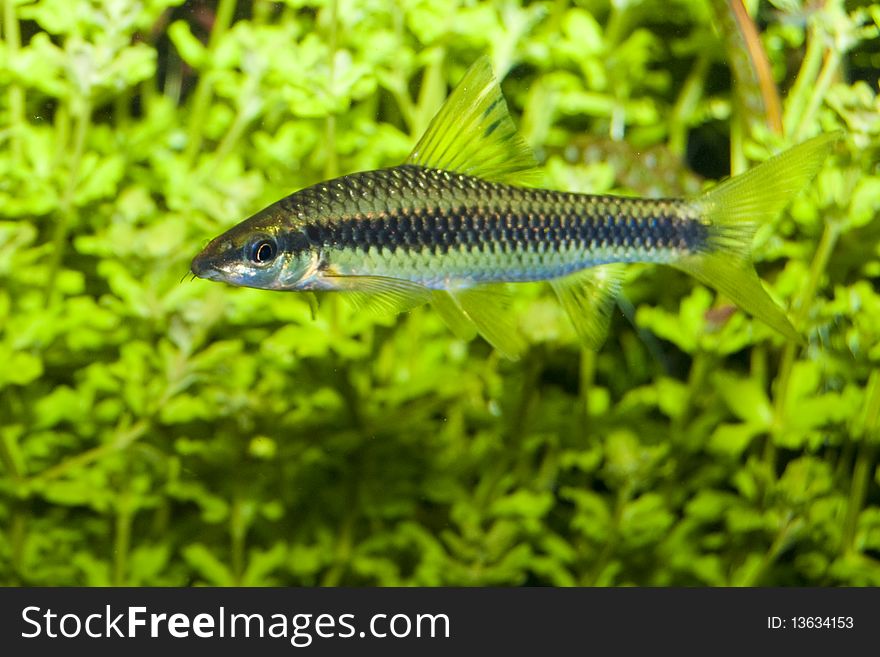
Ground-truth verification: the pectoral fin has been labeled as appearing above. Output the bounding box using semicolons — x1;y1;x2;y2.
329;276;432;316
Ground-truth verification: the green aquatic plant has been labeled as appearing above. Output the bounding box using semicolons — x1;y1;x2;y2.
1;0;879;586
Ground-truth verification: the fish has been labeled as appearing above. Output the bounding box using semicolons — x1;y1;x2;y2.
191;57;838;359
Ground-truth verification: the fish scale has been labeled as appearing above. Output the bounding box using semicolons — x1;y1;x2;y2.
274;165;702;287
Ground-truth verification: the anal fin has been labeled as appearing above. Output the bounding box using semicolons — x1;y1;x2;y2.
550;265;626;350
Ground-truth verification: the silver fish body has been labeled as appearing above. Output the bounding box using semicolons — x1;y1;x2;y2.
191;56;837;356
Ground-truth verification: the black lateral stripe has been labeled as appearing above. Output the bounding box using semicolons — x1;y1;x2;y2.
307;208;708;255
288;167;709;256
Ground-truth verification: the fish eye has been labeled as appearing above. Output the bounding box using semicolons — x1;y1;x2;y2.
251;238;277;264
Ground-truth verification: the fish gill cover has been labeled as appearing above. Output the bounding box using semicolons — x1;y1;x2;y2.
0;0;879;586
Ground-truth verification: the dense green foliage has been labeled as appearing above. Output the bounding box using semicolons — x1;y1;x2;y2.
1;0;879;586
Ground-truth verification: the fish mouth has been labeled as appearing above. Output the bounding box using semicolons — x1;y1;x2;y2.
190;252;225;281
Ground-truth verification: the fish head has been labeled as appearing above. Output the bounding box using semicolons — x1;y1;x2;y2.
190;206;319;290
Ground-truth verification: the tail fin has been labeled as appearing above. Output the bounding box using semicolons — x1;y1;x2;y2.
673;132;839;342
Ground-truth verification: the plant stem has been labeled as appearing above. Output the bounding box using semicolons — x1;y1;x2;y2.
44;97;91;308
51;103;70;171
253;0;273;24
113;492;133;586
751;344;767;389
30;418;148;483
842;443;875;553
781;24;825;137
730;106;747;176
798;222;840;325
841;370;880;553
388;7;416;133
230;497;246;585
163;48;183;106
113;92;130;133
321;508;354;586
183;0;237;164
793;48;840;141
0;429;24;481
674;351;711;438
584;486;628;585
3;0;25;164
769;220;841;466
604;5;630;49
413;51;446;139
738;516;802;585
204;80;259;178
669;55;708;158
510;350;540;451
10;512;26;582
324;0;339;179
579;348;596;425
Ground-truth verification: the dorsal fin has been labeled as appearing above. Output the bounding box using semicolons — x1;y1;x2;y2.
406;57;540;185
